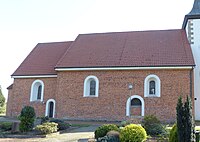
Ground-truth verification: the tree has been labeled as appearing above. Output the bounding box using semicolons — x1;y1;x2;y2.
0;86;5;114
176;96;185;142
19;106;36;132
176;96;195;142
184;96;195;142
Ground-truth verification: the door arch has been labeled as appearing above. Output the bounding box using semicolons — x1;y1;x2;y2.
126;95;144;117
45;99;56;118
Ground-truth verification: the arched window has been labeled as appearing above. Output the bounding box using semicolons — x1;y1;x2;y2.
83;75;99;97
131;98;142;107
149;81;156;95
37;85;42;100
45;99;56;118
30;80;44;102
144;74;161;97
90;80;96;95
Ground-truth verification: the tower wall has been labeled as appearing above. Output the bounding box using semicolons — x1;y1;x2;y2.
186;19;200;120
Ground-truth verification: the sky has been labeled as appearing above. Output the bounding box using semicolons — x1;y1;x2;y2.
0;0;194;100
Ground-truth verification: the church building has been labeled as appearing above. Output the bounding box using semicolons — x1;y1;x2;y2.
6;0;200;122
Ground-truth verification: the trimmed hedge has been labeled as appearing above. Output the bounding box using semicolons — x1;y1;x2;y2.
120;124;147;142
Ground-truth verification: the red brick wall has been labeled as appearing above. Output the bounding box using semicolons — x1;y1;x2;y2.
7;78;57;117
56;69;192;122
7;69;193;123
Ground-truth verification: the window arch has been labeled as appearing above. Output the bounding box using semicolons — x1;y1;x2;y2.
45;99;56;118
30;80;44;102
126;95;144;116
144;74;161;97
83;75;99;97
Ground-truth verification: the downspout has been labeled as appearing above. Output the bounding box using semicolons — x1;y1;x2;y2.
190;67;194;98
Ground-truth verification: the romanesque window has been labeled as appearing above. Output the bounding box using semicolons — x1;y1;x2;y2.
144;74;161;97
30;80;44;102
149;81;156;95
83;75;99;97
45;99;56;118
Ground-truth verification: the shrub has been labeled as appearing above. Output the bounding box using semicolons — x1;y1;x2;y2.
106;130;120;141
49;119;70;130
35;122;58;134
120;120;130;127
141;115;166;136
0;122;12;131
18;106;36;132
169;124;178;142
120;124;147;142
176;96;195;142
40;116;50;124
94;124;119;139
97;135;120;142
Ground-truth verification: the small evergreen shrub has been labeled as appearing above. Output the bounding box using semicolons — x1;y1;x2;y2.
35;122;58;134
120;124;147;142
49;119;70;130
0;122;12;131
169;124;178;142
95;124;119;139
141;115;166;136
18;106;36;132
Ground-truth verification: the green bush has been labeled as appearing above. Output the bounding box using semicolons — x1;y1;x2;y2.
169;124;178;142
40;116;50;124
141;115;166;136
49;119;70;130
120;120;130;127
35;122;58;134
18;106;36;132
0;122;12;131
95;124;119;139
120;124;147;142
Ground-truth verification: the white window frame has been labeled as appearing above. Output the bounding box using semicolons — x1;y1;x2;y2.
83;75;99;97
144;74;161;97
30;80;44;102
45;99;56;118
126;95;145;116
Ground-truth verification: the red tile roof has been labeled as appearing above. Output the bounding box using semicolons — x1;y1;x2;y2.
12;41;72;76
56;29;194;68
12;29;195;76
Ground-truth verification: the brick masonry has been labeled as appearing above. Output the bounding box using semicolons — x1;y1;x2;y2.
7;69;193;122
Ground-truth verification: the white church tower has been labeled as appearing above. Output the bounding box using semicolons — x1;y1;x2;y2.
183;0;200;120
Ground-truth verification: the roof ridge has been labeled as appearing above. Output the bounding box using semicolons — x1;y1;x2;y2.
78;29;182;36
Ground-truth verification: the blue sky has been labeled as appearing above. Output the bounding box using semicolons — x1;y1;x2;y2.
0;0;194;99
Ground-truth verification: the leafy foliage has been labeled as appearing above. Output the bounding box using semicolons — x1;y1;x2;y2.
169;124;178;142
0;122;12;131
120;120;130;127
49;118;70;130
35;122;58;134
18;106;36;132
94;124;119;139
176;96;195;142
141;115;166;136
0;87;5;114
120;124;147;142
